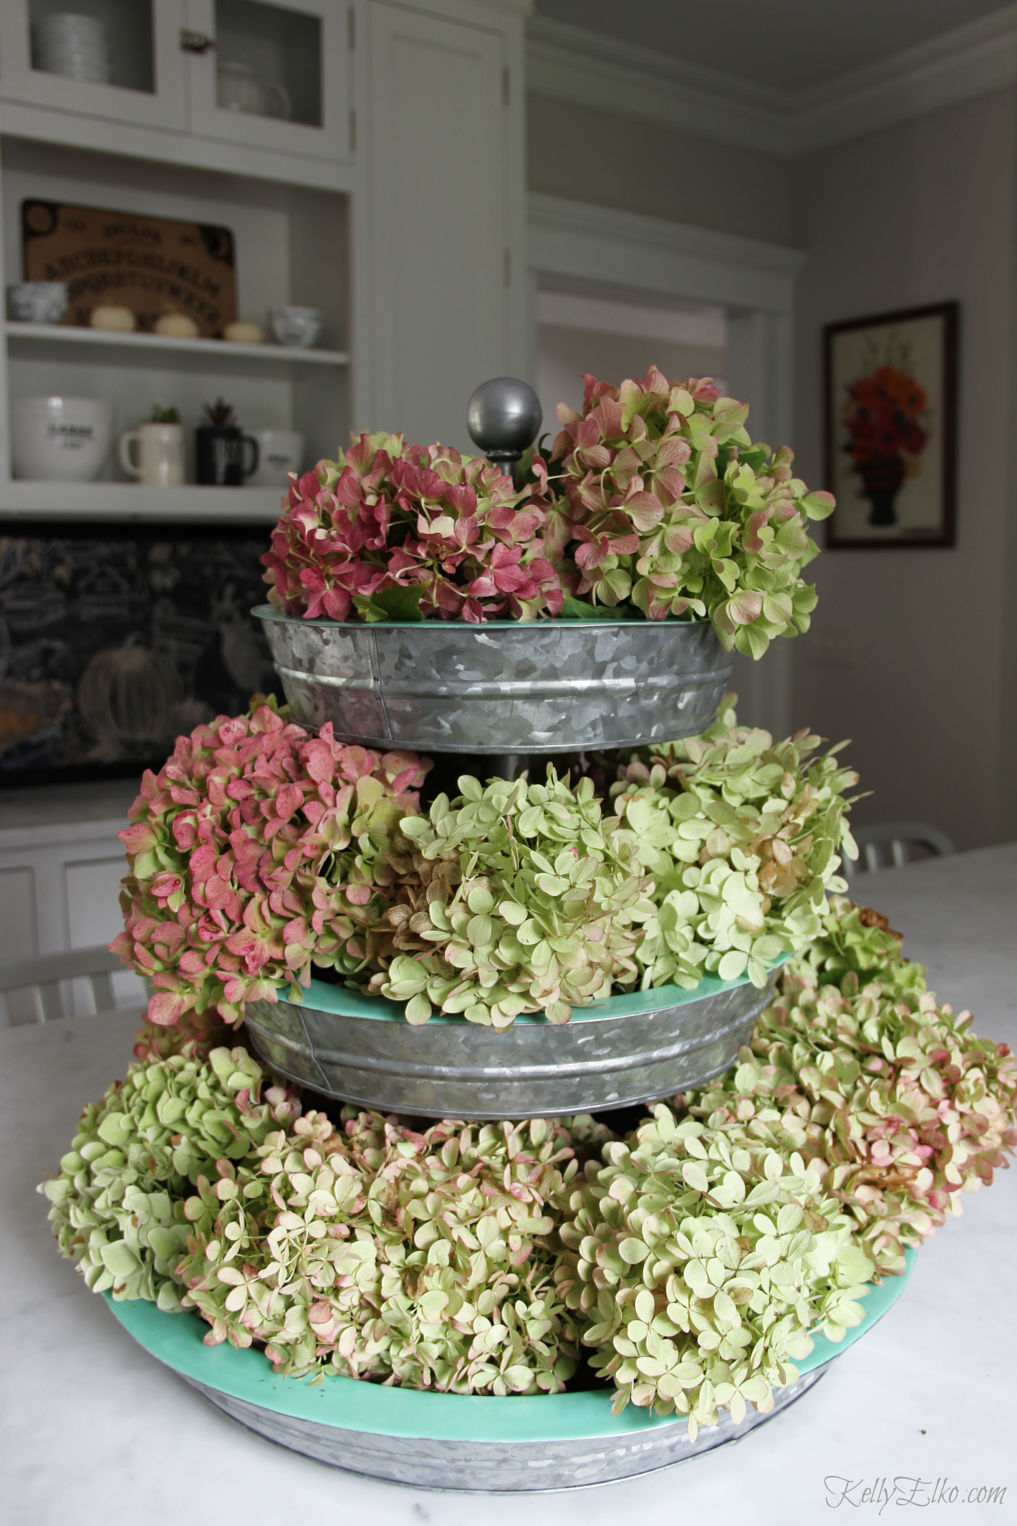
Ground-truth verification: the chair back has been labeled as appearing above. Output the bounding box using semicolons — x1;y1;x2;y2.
0;945;125;1027
846;821;955;877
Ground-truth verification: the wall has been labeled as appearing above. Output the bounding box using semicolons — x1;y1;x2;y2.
790;88;1017;850
527;83;1017;851
526;95;793;245
537;328;725;439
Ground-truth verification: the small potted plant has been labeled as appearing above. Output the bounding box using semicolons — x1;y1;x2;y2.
195;397;259;486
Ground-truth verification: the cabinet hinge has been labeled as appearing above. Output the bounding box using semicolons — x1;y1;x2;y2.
349;107;357;154
504;246;511;287
348;5;356;52
502;64;510;108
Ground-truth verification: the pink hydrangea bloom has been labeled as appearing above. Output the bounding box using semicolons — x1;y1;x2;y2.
261;433;568;623
112;698;428;1027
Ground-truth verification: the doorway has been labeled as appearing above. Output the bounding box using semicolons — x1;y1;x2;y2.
526;192;803;733
535;281;727;445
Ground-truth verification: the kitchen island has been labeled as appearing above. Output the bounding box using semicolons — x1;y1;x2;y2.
4;844;1015;1525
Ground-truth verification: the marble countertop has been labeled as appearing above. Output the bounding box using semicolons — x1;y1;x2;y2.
4;844;1015;1526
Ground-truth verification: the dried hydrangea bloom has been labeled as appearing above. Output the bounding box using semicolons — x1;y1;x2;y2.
262;432;569;624
112;697;428;1026
547;366;834;656
178;1111;582;1397
683;898;1017;1274
793;895;927;1003
607;695;858;988
368;768;657;1027
39;1047;300;1311
556;1104;873;1438
131;1005;231;1065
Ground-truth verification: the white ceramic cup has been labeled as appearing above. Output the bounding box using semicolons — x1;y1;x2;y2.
11;395;112;481
268;306;324;348
247;430;305;486
118;422;185;486
6;282;68;323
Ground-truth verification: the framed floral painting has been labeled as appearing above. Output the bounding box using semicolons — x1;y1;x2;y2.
823;302;958;548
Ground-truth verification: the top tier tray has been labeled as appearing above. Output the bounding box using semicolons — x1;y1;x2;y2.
255;609;733;753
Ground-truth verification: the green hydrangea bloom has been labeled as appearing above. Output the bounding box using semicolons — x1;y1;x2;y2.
39;1047;299;1310
680;898;1017;1273
610;696;858;988
178;1113;581;1396
556;1105;873;1438
370;769;656;1026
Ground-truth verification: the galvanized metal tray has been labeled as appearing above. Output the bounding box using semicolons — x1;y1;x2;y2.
253;607;732;753
242;964;784;1120
105;1253;913;1491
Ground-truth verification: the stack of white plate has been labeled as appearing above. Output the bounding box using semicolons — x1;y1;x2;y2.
33;12;111;84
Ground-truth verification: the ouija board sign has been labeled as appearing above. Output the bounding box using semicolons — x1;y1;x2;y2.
21;199;237;337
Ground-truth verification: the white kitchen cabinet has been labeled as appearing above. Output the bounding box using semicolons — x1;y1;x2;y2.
0;0;188;134
0;125;352;517
186;0;353;165
0;781;147;1020
0;0;533;519
0;0;353;167
363;0;530;450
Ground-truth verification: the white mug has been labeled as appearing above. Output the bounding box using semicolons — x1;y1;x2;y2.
118;422;185;486
247;430;304;486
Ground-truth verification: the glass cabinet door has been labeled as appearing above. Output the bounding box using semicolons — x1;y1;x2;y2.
185;0;352;164
0;0;189;130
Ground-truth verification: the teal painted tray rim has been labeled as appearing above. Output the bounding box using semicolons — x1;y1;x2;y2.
251;604;707;633
105;1248;914;1444
296;956;790;1029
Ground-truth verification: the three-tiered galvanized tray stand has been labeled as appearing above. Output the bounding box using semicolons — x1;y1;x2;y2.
112;380;908;1489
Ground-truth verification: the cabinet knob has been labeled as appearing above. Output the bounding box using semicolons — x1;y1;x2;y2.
179;29;216;54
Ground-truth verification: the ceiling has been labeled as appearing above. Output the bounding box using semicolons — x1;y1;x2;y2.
533;0;1012;92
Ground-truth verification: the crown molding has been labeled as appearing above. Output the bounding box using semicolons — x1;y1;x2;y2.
526;7;1017;159
526;17;794;157
528;192;804;315
792;7;1017;153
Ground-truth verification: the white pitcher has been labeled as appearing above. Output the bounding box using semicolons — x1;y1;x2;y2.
216;60;290;120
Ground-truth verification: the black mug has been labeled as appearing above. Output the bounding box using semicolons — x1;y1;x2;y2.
195;426;259;486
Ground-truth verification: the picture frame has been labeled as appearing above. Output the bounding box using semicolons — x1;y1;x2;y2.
0;520;278;787
823;301;958;549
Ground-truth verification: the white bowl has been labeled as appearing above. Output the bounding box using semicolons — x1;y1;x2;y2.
6;282;68;324
37;47;110;64
268;305;324;348
38;58;111;82
35;14;107;41
11;395;112;481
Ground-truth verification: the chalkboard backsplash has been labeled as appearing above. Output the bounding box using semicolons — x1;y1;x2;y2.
0;523;279;784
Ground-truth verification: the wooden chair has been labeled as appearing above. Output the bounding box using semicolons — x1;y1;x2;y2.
845;821;955;878
0;945;127;1027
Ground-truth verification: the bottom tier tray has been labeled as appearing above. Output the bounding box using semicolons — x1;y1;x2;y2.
242;963;785;1120
106;1253;913;1492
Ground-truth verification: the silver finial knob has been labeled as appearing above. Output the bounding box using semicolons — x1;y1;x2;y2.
466;377;542;485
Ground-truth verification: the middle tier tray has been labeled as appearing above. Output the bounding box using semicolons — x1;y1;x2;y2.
254;608;733;753
242;963;783;1119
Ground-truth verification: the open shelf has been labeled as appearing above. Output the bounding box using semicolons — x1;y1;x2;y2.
4;321;349;371
0;479;283;522
0;135;352;493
